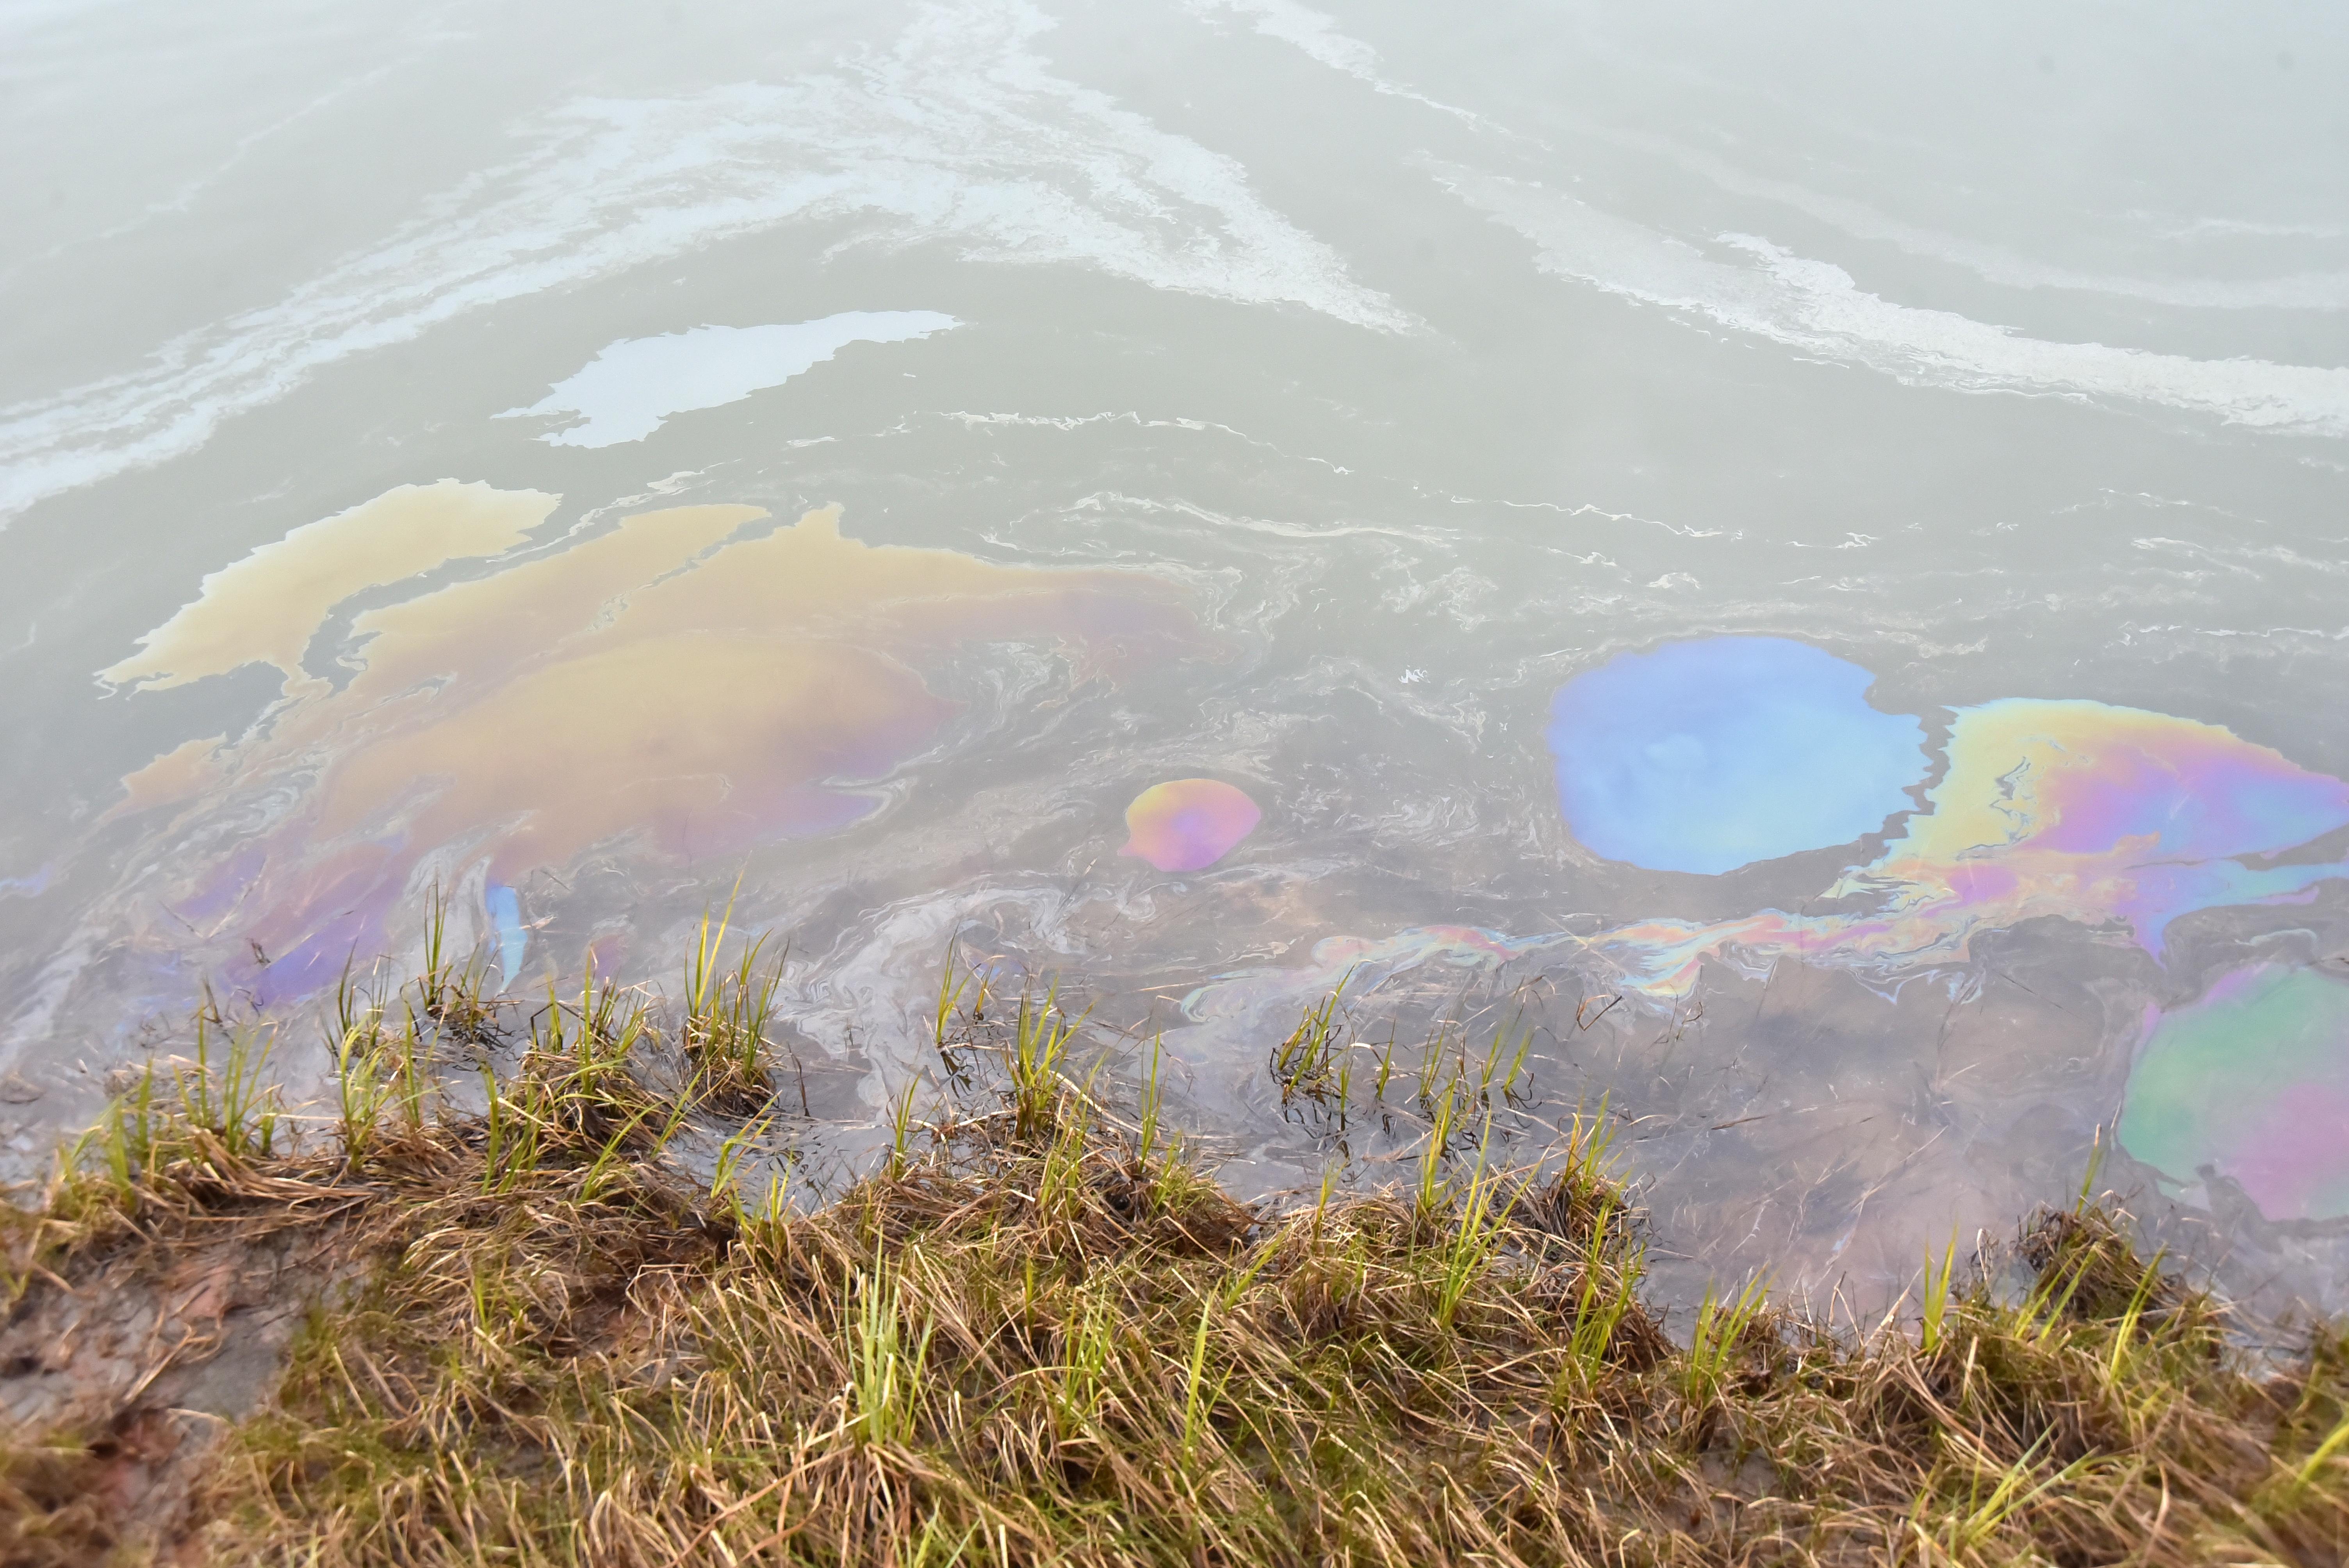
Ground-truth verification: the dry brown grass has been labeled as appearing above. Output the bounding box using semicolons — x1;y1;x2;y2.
3;951;2347;1566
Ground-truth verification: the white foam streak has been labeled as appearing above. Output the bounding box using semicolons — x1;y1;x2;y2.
0;0;1410;520
1191;0;1384;84
1643;138;2349;313
1186;0;1491;127
1429;160;2349;437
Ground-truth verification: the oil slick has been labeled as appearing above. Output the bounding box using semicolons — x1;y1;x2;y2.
1585;698;2349;994
500;312;962;448
105;489;1202;1001
1179;693;2349;1025
1546;636;1927;875
99;480;557;695
2121;965;2349;1222
1120;779;1261;872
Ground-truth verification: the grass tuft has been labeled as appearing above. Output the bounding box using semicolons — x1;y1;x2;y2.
680;902;788;1117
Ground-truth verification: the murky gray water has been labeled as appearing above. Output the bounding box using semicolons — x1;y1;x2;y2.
7;0;2349;1311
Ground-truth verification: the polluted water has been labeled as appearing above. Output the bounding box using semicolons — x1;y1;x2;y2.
2;0;2347;1315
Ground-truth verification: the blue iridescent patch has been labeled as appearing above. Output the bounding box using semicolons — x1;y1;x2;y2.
1546;637;1927;875
487;884;529;981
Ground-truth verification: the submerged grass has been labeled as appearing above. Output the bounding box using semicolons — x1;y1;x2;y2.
5;956;2349;1566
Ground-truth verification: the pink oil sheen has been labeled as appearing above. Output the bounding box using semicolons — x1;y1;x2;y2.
1586;702;2349;994
2225;1081;2349;1222
1120;779;1261;873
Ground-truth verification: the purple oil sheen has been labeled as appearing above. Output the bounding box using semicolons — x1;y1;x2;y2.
2030;723;2349;859
1120;780;1261;873
2229;1081;2349;1222
2120;964;2349;1222
1582;700;2349;994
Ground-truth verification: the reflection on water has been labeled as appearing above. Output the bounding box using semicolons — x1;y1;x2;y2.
4;0;2349;1314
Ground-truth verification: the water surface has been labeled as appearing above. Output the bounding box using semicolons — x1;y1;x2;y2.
5;0;2349;1312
